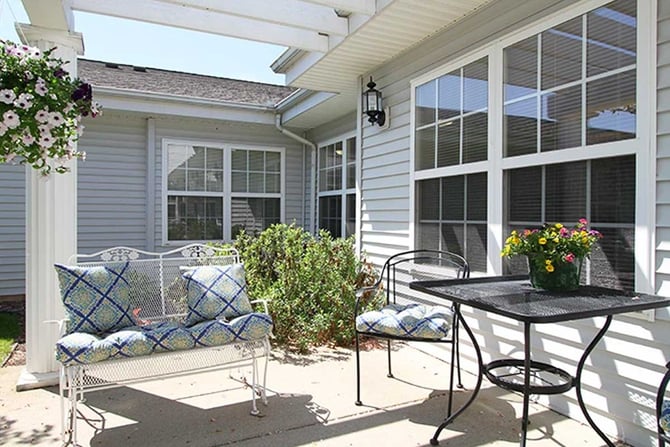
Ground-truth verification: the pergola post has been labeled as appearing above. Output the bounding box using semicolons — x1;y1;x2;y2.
16;24;84;390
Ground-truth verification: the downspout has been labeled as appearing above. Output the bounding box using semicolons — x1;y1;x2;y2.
275;114;317;234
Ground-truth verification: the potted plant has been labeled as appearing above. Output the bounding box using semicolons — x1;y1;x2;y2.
0;40;101;175
501;219;603;291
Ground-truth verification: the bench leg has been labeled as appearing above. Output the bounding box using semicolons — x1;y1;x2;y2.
260;338;270;405
250;354;260;416
61;367;80;447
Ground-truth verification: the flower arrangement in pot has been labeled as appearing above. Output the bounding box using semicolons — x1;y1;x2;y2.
501;219;603;291
0;40;101;175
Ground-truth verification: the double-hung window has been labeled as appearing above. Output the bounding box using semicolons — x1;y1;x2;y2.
412;0;644;289
318;136;356;238
164;140;283;243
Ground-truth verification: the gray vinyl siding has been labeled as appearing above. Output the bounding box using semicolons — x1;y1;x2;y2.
153;116;306;248
357;1;668;446
78;112;148;254
657;0;670;299
0;164;25;297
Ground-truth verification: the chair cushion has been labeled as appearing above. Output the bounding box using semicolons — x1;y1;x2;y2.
55;316;273;366
54;263;135;334
661;400;670;433
356;303;454;339
182;264;253;326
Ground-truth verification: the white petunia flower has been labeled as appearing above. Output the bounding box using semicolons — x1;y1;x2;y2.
48;112;64;127
35;109;49;123
22;133;35;145
14;92;34;110
0;122;7;136
0;89;16;104
34;79;48;96
38;124;52;136
3;110;20;129
38;135;54;149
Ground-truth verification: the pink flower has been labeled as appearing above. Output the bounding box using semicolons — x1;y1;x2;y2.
564;253;575;263
578;218;588;225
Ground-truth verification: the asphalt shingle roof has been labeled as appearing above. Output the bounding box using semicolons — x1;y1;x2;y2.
77;59;297;108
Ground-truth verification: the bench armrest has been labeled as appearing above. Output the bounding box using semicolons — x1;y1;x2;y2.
250;299;271;314
45;318;68;337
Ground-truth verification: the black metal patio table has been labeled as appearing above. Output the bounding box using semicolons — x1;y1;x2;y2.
409;275;670;446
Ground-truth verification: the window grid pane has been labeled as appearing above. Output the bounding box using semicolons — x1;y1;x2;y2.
167;145;281;242
503;0;637;156
418;174;487;272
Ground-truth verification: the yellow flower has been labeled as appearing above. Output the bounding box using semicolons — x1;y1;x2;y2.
545;264;555;272
539;237;547;245
555;223;563;229
553;237;559;243
582;237;589;244
545;259;552;265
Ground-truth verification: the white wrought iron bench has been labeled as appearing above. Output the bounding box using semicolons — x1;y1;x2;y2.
52;244;272;446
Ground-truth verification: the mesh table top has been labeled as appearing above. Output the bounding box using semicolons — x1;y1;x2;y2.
410;275;670;323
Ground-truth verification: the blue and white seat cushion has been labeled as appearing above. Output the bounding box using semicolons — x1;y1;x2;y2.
661;400;670;433
356;303;454;340
54;263;135;334
182;264;253;326
55;317;273;366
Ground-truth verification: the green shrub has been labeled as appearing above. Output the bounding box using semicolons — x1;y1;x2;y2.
228;223;378;352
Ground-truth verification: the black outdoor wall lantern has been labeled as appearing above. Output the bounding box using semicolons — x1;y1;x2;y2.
362;77;386;126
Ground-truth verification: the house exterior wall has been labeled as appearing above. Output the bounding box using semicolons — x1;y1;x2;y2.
0;109;307;297
354;1;668;446
0;164;25;297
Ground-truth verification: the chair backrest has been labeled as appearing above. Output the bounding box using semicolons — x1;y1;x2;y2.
378;250;470;306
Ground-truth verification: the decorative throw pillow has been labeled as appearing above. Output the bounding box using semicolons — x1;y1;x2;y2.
54;263;135;334
182;264;253;326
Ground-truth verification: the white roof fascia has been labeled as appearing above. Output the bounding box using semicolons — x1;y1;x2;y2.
300;0;376;16
279;91;338;123
155;0;349;36
70;0;329;52
93;87;278;124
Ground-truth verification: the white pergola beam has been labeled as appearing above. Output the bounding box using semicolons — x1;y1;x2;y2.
70;0;329;52
300;0;376;16
21;0;75;32
153;0;349;36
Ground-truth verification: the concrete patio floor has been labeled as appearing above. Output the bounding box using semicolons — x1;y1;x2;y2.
0;343;630;447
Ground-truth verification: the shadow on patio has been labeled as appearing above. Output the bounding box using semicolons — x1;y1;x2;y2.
0;344;624;447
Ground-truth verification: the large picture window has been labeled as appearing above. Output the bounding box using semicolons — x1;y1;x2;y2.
318;136;356;238
164;141;283;243
412;0;640;285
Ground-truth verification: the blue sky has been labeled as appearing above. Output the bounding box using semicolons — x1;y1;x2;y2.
0;0;287;85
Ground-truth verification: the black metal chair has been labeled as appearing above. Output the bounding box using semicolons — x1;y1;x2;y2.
657;362;670;446
354;249;469;410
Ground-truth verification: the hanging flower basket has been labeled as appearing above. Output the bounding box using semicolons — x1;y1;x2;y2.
0;40;101;175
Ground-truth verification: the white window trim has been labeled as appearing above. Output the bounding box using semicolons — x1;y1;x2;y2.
408;0;655;292
161;138;286;245
317;132;357;238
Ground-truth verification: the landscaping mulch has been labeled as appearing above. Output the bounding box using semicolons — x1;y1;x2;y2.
0;299;26;367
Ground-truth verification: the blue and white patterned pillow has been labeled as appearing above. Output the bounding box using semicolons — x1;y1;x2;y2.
661;400;670;433
54;263;135;334
182;264;253;326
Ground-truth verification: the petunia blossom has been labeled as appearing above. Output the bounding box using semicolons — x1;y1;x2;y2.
0;89;16;104
21;133;35;145
35;109;49;123
38;135;55;149
3;110;20;129
48;112;65;127
564;253;575;263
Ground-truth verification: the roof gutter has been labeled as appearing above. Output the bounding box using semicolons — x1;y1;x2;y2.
274;114;317;235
